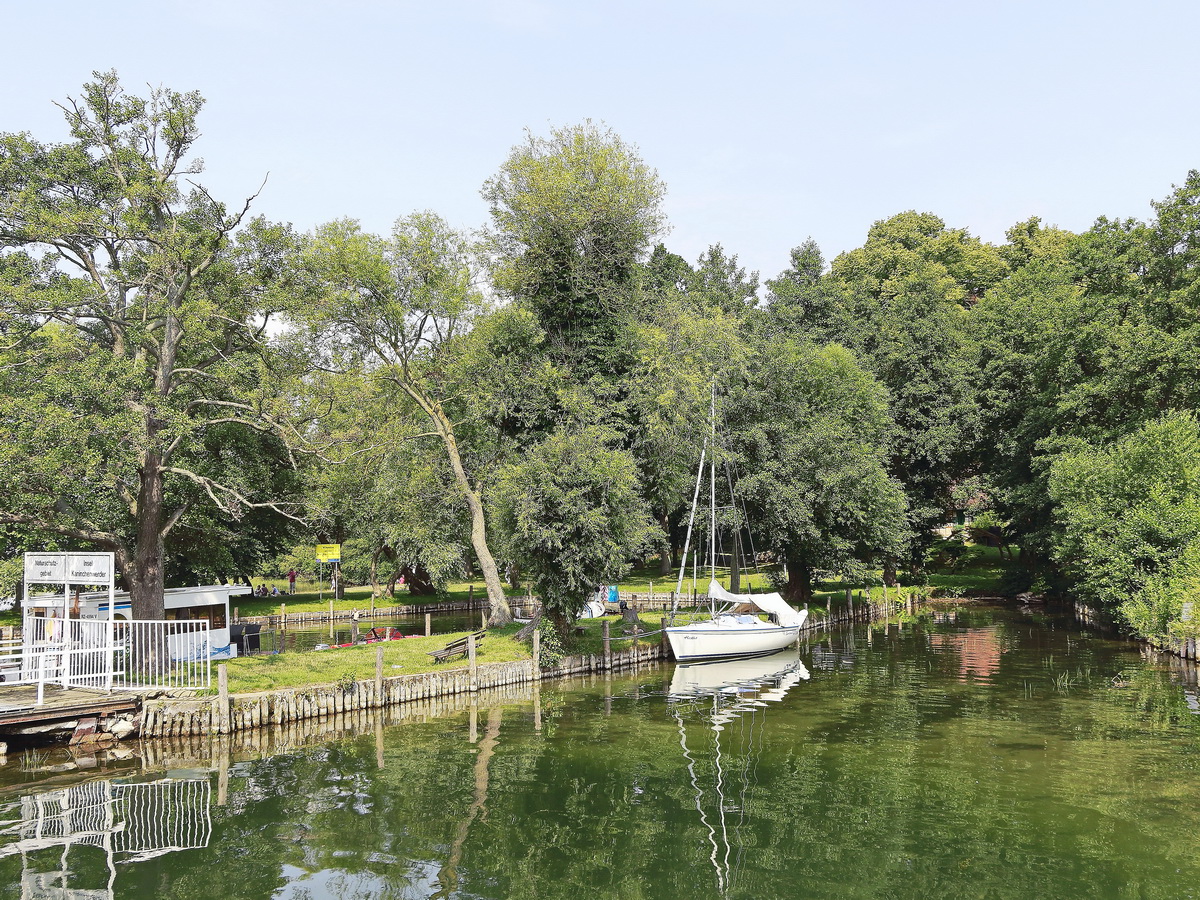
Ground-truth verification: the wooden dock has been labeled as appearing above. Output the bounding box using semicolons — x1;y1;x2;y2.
0;684;141;730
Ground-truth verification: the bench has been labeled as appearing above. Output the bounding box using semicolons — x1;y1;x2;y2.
427;630;486;663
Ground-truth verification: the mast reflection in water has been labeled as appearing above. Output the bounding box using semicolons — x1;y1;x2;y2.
669;650;811;897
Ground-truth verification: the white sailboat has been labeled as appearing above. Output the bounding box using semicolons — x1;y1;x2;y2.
666;580;807;661
665;387;808;662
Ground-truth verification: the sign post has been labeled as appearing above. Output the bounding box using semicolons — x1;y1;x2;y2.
23;551;116;690
315;544;341;604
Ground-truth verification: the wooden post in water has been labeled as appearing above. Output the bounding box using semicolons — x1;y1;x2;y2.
603;620;611;665
467;584;474;605
846;588;853;620
217;738;230;806
481;609;487;630
660;616;667;647
532;627;541;669
375;645;384;699
468;634;477;692
281;603;286;628
425;612;431;637
827;594;832;629
217;664;230;736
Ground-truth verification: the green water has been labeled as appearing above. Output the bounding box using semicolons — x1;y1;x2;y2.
3;605;1200;899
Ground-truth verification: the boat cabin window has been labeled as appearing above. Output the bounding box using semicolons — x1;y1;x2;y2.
165;604;228;628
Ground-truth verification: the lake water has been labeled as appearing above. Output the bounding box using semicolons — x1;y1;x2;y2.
3;604;1199;899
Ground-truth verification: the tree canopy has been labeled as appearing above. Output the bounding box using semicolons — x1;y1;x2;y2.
6;72;1198;645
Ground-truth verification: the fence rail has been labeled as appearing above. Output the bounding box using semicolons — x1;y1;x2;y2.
11;616;212;703
114;620;211;691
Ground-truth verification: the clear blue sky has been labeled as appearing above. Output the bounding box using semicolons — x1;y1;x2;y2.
4;0;1198;282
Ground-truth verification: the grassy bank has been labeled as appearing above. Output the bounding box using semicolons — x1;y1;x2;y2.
219;613;678;693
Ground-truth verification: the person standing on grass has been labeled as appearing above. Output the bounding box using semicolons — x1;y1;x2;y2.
288;569;296;594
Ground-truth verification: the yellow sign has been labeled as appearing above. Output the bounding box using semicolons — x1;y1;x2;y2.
315;544;341;562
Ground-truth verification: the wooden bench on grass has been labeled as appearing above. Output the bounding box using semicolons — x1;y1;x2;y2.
427;630;487;663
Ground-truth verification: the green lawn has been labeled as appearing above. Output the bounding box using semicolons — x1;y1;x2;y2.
221;613;676;693
221;623;531;694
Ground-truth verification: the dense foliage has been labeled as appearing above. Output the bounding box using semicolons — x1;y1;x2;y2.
3;72;1198;640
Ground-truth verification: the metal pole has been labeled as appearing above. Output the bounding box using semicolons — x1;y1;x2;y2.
709;382;716;583
674;443;708;595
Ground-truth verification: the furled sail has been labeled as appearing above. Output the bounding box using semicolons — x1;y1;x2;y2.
707;579;807;628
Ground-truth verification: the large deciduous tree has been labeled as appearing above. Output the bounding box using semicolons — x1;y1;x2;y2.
730;339;907;603
482;121;665;378
493;426;655;636
0;72;304;618
298;213;514;625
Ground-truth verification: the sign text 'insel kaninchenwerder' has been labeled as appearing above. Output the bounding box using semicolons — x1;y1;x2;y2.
24;552;114;585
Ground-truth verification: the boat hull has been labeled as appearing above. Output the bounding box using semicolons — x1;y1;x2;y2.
666;621;802;662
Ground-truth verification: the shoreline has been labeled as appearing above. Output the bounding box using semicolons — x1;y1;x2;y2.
141;592;909;738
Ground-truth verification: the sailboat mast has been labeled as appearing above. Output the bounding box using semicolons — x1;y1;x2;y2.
709;382;717;583
674;441;708;595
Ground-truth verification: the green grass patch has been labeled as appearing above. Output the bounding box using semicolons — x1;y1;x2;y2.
220;624;530;694
231;578;522;618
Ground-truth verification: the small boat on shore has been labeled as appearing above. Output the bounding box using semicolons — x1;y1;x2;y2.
665;580;807;661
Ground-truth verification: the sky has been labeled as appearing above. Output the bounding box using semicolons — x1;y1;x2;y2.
4;0;1199;283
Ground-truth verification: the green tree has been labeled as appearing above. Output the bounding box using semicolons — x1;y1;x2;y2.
0;72;304;617
975;175;1200;572
482;121;665;378
297;213;515;624
1048;412;1200;637
767;219;997;578
493;426;656;635
730;339;907;602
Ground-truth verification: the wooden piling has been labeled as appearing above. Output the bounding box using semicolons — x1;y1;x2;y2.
217;664;230;735
468;634;477;692
376;645;384;697
425;612;431;636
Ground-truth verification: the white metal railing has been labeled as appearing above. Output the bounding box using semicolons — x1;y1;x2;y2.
21;617;114;692
113;620;211;691
12;617;212;702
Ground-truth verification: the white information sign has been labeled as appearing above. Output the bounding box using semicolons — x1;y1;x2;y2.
66;553;113;585
24;553;66;584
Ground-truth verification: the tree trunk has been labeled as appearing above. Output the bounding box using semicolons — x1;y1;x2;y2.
399;565;437;596
657;512;673;576
883;556;899;588
369;547;381;598
128;451;166;620
783;549;813;604
403;385;511;626
442;431;510;626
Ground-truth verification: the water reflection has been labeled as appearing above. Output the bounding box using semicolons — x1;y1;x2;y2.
0;778;211;898
928;625;1004;682
670;651;811;897
4;607;1200;899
